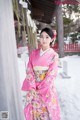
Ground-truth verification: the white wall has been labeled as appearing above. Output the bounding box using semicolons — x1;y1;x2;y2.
0;0;24;120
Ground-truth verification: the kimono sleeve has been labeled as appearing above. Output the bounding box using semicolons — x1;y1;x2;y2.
21;51;36;91
46;52;59;82
37;52;59;90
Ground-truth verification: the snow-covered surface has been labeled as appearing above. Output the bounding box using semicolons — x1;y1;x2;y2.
18;53;80;120
55;55;80;120
17;46;28;54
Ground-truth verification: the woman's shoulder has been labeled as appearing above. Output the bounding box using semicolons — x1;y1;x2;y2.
32;48;40;53
49;48;59;63
30;48;40;55
50;48;58;57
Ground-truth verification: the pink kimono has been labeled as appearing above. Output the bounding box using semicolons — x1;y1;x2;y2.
22;48;60;120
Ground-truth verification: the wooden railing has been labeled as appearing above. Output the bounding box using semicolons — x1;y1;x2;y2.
17;43;80;53
52;43;80;52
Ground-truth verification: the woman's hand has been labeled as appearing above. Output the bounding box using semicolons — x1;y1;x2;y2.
30;89;37;97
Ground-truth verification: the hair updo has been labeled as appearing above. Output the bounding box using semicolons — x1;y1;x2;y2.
40;27;54;39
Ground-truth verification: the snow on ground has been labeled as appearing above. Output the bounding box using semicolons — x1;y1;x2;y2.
18;53;80;120
55;55;80;120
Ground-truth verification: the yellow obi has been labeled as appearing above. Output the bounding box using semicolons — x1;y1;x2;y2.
33;66;48;82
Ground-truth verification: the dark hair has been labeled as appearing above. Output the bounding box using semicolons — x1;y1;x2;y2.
40;27;54;39
40;27;54;46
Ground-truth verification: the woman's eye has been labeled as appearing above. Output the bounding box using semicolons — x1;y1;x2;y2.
46;36;49;38
40;35;49;39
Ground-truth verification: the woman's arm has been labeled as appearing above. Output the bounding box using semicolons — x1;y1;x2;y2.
21;51;36;91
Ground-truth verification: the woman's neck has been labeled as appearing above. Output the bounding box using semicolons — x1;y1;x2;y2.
41;46;50;51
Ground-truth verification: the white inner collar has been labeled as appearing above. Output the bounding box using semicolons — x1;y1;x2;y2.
40;48;50;56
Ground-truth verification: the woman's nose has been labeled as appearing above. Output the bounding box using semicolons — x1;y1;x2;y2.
43;38;46;41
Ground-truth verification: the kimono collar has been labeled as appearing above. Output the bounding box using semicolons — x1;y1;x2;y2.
40;48;50;56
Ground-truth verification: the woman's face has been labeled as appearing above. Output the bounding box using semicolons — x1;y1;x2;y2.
40;32;52;49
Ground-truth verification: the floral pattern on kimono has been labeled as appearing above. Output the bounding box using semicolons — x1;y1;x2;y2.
22;48;61;120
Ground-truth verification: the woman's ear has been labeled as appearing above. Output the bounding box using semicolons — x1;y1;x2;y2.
51;38;53;42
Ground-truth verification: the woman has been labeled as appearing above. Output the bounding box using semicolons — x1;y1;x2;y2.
22;27;60;120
